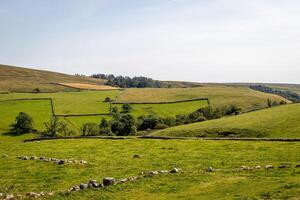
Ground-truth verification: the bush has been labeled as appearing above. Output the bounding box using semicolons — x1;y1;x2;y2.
138;115;159;130
81;123;100;136
10;112;33;135
100;118;110;129
44;117;63;137
122;103;132;113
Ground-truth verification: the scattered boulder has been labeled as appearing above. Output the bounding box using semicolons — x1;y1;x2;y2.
80;160;87;164
39;156;46;160
241;166;250;170
119;178;128;183
133;154;141;158
26;192;40;198
278;164;290;169
88;180;99;188
170;168;180;173
0;193;3;198
158;170;169;174
47;192;54;196
255;165;261;169
4;194;14;200
265;165;274;169
207;167;214;172
30;156;37;160
2;154;8;158
21;156;29;160
103;177;115;186
296;164;300;168
69;186;80;192
148;171;159;175
79;183;88;190
58;160;65;165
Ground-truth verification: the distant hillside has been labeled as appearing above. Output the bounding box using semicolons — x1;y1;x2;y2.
152;103;300;138
0;64;106;92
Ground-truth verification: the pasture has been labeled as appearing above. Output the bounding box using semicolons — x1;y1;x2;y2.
0;134;299;199
119;85;289;111
153;103;300;138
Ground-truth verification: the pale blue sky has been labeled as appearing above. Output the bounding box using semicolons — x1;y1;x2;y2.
1;0;300;83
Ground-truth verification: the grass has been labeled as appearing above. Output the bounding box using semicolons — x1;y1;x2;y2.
0;64;105;92
153;103;300;138
115;100;208;118
118;85;289;111
0;100;52;133
0;134;299;199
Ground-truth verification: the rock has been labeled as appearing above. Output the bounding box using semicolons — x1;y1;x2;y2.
278;164;290;169
255;165;261;169
170;168;181;173
69;186;80;192
47;192;54;196
39;156;46;160
127;176;138;181
158;170;169;174
119;178;128;183
22;156;29;160
79;183;88;190
133;154;141;158
207;167;214;172
5;194;14;200
265;165;274;169
73;160;78;164
39;192;45;196
0;193;3;198
2;154;8;158
241;166;248;170
58;160;65;165
296;164;300;168
149;171;159;175
80;160;87;164
26;192;40;198
88;180;99;188
30;156;37;160
103;177;116;186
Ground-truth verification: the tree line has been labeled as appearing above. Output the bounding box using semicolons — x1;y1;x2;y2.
91;74;162;88
250;85;300;103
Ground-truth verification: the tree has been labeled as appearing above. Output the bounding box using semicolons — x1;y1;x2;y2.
10;112;33;135
44;117;63;137
122;103;132;113
111;114;136;136
100;118;110;129
81;123;99;136
59;121;74;136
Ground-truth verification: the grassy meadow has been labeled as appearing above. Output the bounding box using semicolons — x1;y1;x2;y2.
0;134;299;200
153;103;300;138
119;85;289;111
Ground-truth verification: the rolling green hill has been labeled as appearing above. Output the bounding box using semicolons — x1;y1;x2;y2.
152;103;300;138
0;64;105;92
119;85;290;112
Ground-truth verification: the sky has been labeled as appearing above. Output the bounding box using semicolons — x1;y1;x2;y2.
0;0;300;83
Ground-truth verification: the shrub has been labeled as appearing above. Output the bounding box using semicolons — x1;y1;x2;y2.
122;103;132;113
10;112;33;135
44;117;63;137
100;118;110;129
81;123;100;136
138;115;159;130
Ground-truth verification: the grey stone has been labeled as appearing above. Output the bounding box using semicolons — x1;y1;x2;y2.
119;178;128;183
80;160;87;164
88;180;99;188
30;156;38;160
39;156;46;160
170;168;180;173
278;164;290;169
79;183;88;190
255;165;261;169
133;154;141;158
207;167;214;172
265;165;274;169
158;170;169;174
5;194;14;200
103;177;116;186
47;192;54;196
149;171;159;175
0;193;3;198
26;192;40;198
21;156;29;160
2;154;8;158
58;160;65;165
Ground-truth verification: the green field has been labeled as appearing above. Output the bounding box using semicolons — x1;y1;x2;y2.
119;86;289;111
153;103;300;138
0;134;299;200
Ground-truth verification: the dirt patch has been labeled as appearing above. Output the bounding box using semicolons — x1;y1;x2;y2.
56;83;118;90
